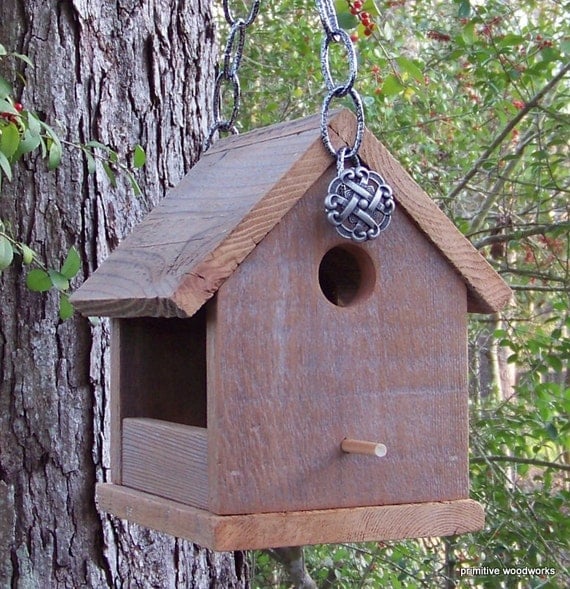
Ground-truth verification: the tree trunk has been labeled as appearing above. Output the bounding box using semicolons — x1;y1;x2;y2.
0;1;247;586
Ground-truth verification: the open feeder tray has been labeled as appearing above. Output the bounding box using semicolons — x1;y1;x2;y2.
71;110;510;551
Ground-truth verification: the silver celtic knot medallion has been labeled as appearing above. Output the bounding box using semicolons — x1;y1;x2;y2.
324;165;395;242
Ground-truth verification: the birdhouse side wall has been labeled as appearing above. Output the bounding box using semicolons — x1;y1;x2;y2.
208;167;470;516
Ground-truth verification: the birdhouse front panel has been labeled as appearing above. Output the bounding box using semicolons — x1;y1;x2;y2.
208;166;469;516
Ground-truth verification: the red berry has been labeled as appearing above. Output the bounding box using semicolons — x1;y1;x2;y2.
353;0;363;9
364;27;374;36
512;99;525;110
350;32;359;43
350;6;359;15
1;112;18;124
360;11;371;26
14;102;23;112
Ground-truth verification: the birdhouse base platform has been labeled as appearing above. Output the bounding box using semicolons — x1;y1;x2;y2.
96;483;484;551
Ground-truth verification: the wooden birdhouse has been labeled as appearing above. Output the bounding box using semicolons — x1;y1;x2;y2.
71;110;511;550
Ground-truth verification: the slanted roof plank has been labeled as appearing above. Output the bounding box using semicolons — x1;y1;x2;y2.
71;114;328;318
172;135;330;317
327;111;511;314
71;110;510;318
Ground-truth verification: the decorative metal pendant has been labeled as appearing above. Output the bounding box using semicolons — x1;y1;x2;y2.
324;165;395;242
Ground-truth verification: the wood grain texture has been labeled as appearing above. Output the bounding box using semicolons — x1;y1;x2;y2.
71;110;510;319
110;320;123;484
328;110;512;314
96;484;485;551
117;313;207;428
121;418;208;509
209;170;470;515
71;113;329;318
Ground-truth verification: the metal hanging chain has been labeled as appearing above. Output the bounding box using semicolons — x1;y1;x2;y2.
204;0;261;151
316;0;395;243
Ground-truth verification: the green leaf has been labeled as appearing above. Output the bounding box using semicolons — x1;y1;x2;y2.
132;144;146;169
19;243;35;265
127;172;142;197
48;269;69;291
14;129;41;158
462;21;476;45
26;268;52;292
26;111;41;136
381;74;405;97
458;0;471;18
0;150;12;181
396;57;424;84
545;421;558;442
0;98;17;114
499;34;525;48
60;246;81;279
0;75;13;99
47;138;62;170
59;294;74;320
108;149;118;164
84;140;110;152
102;162;117;187
0;122;20;158
337;11;359;30
0;234;14;270
363;0;380;16
12;52;33;67
0;44;7;56
85;149;96;174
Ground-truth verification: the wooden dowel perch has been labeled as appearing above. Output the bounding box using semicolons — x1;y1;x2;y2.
341;438;387;457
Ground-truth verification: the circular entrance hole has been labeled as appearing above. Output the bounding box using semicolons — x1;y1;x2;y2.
318;246;375;307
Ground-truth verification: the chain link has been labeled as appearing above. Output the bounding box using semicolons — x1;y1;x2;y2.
316;0;395;242
316;0;364;165
204;0;261;151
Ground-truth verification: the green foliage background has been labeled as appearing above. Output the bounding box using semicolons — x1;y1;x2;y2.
220;0;569;587
1;0;568;586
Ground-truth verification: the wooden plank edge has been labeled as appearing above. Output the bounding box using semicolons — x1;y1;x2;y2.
171;137;331;317
96;483;484;551
206;111;330;154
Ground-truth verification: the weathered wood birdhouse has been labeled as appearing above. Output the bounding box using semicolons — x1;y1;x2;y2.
71;110;511;550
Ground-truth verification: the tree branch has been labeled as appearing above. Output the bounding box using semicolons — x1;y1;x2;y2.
265;547;317;589
472;455;570;472
498;266;568;284
509;285;569;292
472;221;570;249
447;62;570;204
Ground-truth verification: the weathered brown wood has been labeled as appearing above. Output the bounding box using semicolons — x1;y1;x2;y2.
70;114;330;318
110;320;123;484
71;108;510;549
122;418;208;509
209;169;470;515
71;110;511;319
328;110;512;314
117;313;207;428
96;484;485;551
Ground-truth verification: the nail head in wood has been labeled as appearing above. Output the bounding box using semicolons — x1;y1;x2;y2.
341;438;387;457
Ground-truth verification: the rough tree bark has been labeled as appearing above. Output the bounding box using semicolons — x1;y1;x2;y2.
0;1;247;586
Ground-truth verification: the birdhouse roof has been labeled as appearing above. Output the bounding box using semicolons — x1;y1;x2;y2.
71;110;511;318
